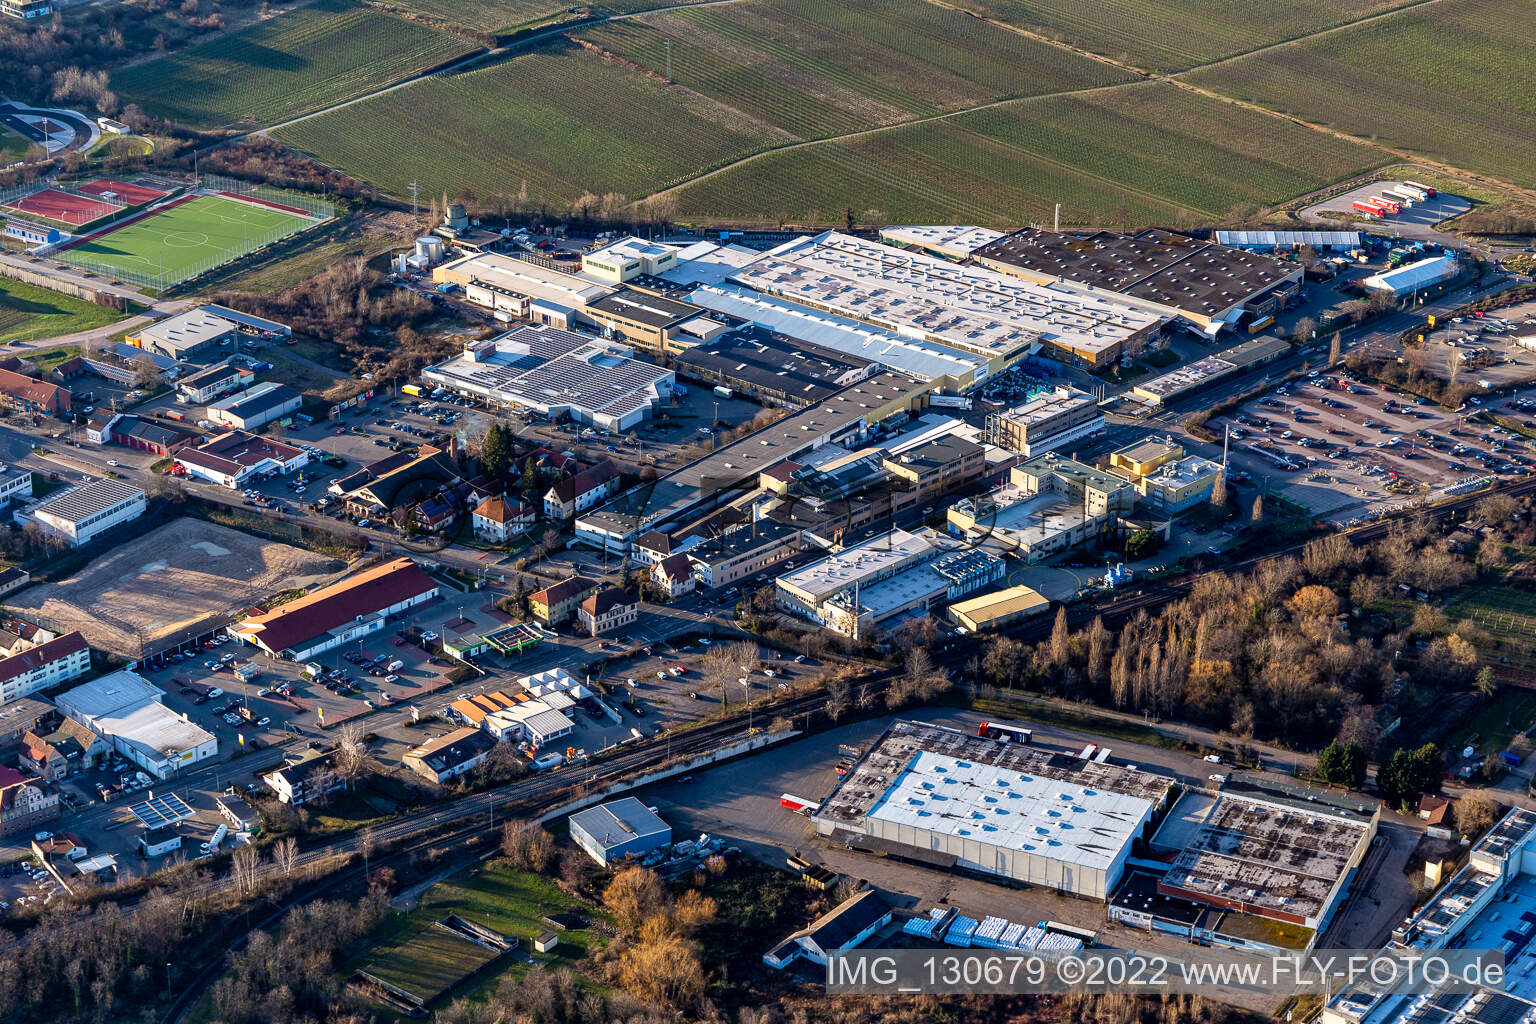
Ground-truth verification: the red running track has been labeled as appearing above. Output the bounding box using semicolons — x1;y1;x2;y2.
3;188;123;226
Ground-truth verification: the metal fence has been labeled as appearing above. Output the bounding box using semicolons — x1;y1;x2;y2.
199;174;335;220
55;214;313;289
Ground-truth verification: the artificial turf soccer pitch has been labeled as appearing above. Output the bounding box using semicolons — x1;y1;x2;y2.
56;194;317;287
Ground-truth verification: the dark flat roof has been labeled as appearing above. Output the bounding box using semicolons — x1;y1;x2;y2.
586;288;702;329
972;228;1296;316
674;326;873;405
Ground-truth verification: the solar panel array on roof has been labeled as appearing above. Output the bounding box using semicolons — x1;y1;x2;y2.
129;792;195;830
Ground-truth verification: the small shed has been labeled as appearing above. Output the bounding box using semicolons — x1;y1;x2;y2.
533;931;559;954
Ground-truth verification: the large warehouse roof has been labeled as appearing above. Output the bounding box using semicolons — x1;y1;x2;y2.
660;241;764;287
1158;787;1373;925
732;232;1159;363
132;307;235;352
233;558;437;655
436;252;614;308
57;670;160;720
591;369;927;532
779;528;933;603
424;325;671;428
868;749;1154;872
1363;255;1459;296
672;325;873;406
100;698;215;761
878;224;1005;258
972;227;1296;319
688;284;984;385
1214;230;1361;250
569;797;670;852
819;721;1172;833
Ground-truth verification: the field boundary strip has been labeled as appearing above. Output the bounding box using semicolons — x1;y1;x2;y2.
214;191;325;219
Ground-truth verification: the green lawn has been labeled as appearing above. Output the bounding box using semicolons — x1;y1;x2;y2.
56;195;317;290
0;125;36;163
1455;686;1536;758
110;0;477;130
0;282;122;345
355;859;603;1005
362;925;499;1003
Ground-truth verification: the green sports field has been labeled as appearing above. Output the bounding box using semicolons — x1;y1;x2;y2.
57;195;317;289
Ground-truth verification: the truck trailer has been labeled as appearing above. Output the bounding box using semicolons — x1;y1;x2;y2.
1386;186;1419;205
1403;180;1437;197
1351;201;1383;217
1396;183;1430;202
1368;196;1402;214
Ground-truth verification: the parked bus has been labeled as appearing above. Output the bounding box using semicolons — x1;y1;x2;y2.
977;721;1032;744
401;384;422;397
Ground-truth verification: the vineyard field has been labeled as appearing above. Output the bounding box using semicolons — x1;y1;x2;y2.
672;83;1388;226
573;0;1131;140
944;0;1413;72
1187;0;1536;188
366;0;570;34
373;0;713;35
111;0;476;130
273;43;792;203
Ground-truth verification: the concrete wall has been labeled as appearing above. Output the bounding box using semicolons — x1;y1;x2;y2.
0;262;125;309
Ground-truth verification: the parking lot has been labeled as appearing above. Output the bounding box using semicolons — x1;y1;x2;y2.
594;637;824;728
1213;368;1536;521
1305;183;1472;241
1419;301;1536;389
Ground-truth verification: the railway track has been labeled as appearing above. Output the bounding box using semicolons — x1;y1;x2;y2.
107;477;1536;1019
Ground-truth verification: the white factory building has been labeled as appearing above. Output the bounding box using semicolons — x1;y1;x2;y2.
56;670;217;779
731;231;1164;372
774;528;1004;637
816;721;1173;900
30;478;146;547
423;325;674;432
1362;255;1460;298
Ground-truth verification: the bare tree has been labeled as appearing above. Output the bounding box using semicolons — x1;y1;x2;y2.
272;836;299;879
332;722;371;784
701;639;757;713
1291;316;1317;346
230;844;261;894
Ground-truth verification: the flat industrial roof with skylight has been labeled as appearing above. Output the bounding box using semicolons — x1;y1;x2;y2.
816;721;1174;900
730;231;1165;370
